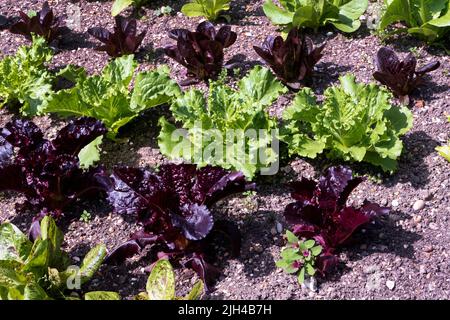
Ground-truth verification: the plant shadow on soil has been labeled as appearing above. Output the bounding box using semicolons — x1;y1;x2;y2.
321;211;422;284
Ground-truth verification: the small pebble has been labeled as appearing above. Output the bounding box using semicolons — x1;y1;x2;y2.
413;200;425;211
391;199;399;207
253;244;263;253
326;31;333;36
386;280;395;290
276;222;283;234
428;223;439;230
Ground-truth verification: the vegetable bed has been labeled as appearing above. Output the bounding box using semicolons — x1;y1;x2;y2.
0;0;449;300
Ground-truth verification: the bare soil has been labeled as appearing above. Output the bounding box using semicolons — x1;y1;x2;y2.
0;0;449;300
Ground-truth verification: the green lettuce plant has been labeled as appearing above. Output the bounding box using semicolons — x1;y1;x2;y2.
135;260;203;300
378;0;450;43
0;216;115;300
0;36;54;116
158;66;288;179
42;55;181;139
282;74;413;172
181;0;231;21
263;0;368;33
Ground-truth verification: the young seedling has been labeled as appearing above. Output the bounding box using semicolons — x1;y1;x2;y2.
80;210;92;223
155;6;173;17
276;231;322;285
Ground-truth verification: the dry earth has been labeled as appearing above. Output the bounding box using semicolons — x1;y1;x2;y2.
0;0;449;300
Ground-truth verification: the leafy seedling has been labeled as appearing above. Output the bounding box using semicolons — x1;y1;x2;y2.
276;231;322;284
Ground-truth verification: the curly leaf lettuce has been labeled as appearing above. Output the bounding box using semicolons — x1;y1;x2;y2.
42;55;180;139
282;74;413;172
0;36;54;116
158;66;288;179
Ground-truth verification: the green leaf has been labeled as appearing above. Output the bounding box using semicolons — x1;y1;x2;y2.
0;261;28;288
280;248;302;261
40;216;65;268
436;143;450;162
44;57;177;139
77;244;107;285
263;0;295;25
298;267;305;284
275;259;299;274
293;5;321;29
304;239;315;249
146;260;176;300
379;0;414;29
311;245;323;256
103;55;137;87
23;282;51;300
56;65;87;83
282;74;411;172
130;65;181;112
305;263;316;276
428;8;450;27
0;222;32;262
111;0;134;16
78;136;103;169
159;66;284;179
0;36;54;116
181;3;206;17
285;230;299;244
184;280;204;300
22;239;51;276
181;0;231;21
84;291;121;300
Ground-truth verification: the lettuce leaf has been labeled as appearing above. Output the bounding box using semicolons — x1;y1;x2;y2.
158;66;287;179
282;74;413;172
0;36;54;116
379;0;450;43
263;0;368;33
42;55;180;139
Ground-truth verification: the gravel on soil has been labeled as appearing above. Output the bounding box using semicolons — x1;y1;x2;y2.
0;0;449;300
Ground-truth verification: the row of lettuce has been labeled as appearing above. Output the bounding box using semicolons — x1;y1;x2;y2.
110;0;450;46
3;36;437;177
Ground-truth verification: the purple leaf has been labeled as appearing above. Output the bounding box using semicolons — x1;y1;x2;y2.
165;22;237;83
9;1;62;43
0;117;107;217
88;16;145;57
103;163;252;291
284;166;389;276
254;28;325;89
373;47;440;99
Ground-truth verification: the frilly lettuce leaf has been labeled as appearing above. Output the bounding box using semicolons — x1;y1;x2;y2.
282;74;413;172
0;36;54;116
158;66;287;179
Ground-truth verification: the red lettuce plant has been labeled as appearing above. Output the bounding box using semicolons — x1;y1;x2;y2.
164;21;237;85
101;164;254;290
253;28;325;90
9;1;63;44
0;117;107;230
284;166;389;274
373;47;440;104
88;16;146;57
